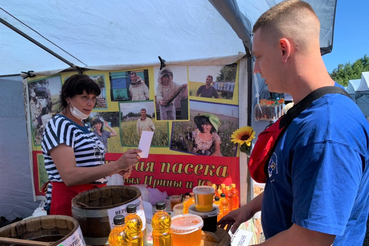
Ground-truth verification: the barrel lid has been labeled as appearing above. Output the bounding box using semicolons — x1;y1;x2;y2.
188;204;219;218
171;214;203;234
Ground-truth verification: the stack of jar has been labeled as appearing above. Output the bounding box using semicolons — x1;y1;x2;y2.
212;183;239;221
170;193;204;246
182;183;240;223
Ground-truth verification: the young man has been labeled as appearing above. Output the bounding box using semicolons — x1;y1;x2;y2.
196;75;219;98
218;1;369;245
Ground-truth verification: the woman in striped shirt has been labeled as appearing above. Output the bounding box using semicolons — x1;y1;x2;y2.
42;74;141;216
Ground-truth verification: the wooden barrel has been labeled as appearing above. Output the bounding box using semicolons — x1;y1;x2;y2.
71;185;145;246
0;215;82;246
201;227;231;246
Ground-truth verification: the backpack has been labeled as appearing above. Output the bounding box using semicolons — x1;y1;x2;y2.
248;86;350;183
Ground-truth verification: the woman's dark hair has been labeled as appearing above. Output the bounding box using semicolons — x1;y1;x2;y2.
59;74;101;110
92;118;103;130
194;116;216;134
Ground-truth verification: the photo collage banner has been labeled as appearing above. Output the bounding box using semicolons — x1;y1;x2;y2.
28;63;241;196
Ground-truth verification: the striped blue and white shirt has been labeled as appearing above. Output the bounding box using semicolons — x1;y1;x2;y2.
41;114;106;208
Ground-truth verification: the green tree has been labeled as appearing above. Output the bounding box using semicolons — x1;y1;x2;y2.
90;75;105;88
216;63;237;82
330;55;369;87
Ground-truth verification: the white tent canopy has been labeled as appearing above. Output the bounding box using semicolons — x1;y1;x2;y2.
0;0;247;76
351;71;369;117
346;79;361;98
356;71;369;98
345;73;369;117
0;0;337;76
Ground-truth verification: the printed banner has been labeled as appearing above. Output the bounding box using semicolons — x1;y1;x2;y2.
28;63;241;198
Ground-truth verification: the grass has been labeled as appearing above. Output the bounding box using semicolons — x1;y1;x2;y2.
37;154;48;193
120;120;169;147
107;127;124;152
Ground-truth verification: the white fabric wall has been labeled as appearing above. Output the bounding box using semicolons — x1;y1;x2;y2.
0;76;38;220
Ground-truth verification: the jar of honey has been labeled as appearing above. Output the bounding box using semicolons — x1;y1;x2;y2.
170;214;203;246
193;186;215;212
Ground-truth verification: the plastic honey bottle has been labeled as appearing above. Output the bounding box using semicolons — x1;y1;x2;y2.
216;189;222;199
125;204;144;246
182;195;190;214
185;192;195;214
230;183;239;210
219;193;229;218
220;184;226;194
152;201;172;246
108;215;130;246
225;186;233;211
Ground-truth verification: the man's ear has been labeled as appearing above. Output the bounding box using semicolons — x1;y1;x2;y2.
279;38;291;63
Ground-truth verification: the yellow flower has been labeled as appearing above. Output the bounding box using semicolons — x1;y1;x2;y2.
231;126;256;155
231;126;255;146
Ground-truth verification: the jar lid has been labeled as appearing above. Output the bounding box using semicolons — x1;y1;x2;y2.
193;186;214;194
188;204;219;218
170;214;203;235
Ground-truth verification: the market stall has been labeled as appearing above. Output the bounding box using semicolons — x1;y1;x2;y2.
0;0;338;245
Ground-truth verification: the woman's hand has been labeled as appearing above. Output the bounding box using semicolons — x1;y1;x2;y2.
117;149;142;171
117;166;133;179
105;121;117;137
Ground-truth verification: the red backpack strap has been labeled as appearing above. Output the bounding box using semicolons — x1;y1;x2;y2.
248;117;286;183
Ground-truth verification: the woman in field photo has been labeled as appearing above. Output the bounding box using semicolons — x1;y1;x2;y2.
191;113;222;156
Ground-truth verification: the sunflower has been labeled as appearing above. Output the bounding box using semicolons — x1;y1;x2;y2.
231;126;256;155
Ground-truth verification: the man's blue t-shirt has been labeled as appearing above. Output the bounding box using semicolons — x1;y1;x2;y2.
261;92;369;245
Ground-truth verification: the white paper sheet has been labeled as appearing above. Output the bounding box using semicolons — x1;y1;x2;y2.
138;131;154;158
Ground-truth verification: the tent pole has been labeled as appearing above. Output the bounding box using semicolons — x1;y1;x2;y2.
246;55;253;203
0;18;77;69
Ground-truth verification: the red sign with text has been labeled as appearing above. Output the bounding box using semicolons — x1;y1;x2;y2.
33;151;240;197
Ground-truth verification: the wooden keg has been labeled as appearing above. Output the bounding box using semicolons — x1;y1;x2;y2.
71;185;145;246
0;215;81;246
201;227;231;246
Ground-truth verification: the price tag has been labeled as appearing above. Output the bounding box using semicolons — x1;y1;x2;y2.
57;226;86;246
107;196;146;230
230;226;253;246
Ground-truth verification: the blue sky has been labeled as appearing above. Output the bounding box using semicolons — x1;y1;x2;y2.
322;0;369;73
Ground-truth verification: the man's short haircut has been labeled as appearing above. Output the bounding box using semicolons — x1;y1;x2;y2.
252;0;318;41
141;108;146;112
207;75;213;80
